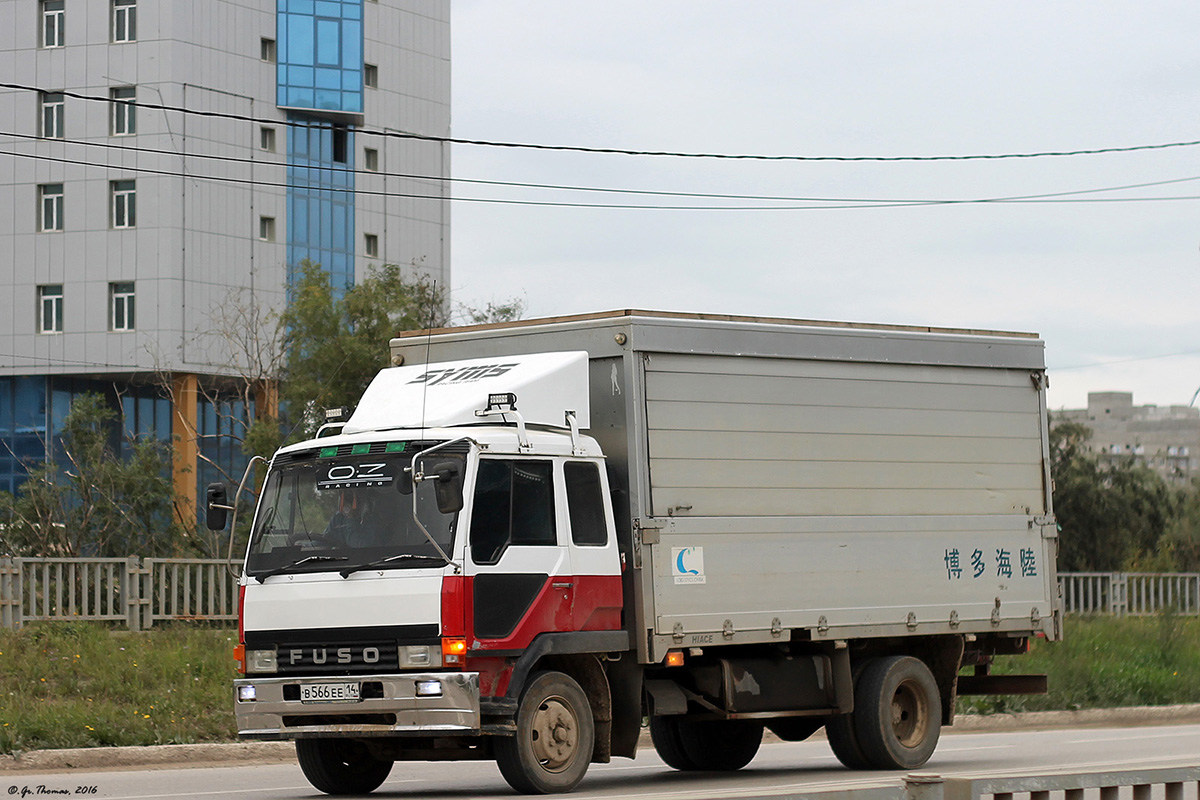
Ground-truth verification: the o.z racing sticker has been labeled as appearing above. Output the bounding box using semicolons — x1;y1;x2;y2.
316;462;394;490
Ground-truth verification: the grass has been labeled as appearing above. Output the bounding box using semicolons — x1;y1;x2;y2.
958;613;1200;715
2;615;1199;753
0;623;238;754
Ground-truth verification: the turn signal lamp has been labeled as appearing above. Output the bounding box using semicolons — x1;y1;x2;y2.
442;638;467;666
233;644;246;674
665;651;685;668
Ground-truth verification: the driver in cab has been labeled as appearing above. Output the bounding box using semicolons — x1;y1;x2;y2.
324;488;389;548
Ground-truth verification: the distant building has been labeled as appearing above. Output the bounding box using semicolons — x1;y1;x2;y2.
0;1;450;520
1057;392;1200;483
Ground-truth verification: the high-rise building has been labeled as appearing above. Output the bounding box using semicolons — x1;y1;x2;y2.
0;0;450;518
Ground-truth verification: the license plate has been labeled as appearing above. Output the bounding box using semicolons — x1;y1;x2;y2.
300;682;361;703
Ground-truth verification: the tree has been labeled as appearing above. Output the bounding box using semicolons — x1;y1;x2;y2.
1050;416;1180;572
455;296;527;326
0;394;189;557
279;261;449;436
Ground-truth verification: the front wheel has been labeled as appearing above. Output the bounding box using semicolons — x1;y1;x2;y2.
496;671;595;794
295;739;392;795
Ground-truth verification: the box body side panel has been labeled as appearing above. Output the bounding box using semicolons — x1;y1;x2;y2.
387;315;1056;662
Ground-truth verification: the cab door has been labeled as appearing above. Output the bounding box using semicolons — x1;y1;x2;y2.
465;457;573;649
561;460;623;632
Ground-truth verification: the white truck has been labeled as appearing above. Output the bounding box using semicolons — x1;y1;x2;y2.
208;310;1059;795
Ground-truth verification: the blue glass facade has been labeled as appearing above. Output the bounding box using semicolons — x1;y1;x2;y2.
277;0;363;114
197;395;252;497
0;378;171;496
0;378;50;495
287;118;356;296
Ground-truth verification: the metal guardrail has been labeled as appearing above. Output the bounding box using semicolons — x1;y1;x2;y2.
771;765;1200;800
0;557;236;630
1059;572;1200;616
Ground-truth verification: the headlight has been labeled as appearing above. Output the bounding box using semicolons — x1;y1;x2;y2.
245;648;278;674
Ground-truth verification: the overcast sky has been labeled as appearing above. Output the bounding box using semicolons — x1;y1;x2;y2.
448;1;1200;411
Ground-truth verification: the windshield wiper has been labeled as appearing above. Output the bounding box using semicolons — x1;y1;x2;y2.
254;555;348;583
339;553;448;578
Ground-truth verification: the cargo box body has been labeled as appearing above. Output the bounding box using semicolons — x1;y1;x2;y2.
391;310;1059;665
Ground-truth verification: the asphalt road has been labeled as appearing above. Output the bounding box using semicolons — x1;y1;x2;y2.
3;724;1199;800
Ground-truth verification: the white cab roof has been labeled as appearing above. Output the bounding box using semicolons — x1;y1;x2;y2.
344;351;590;435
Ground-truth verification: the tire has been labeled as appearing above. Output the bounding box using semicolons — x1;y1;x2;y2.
649;715;701;770
825;713;872;770
854;656;942;770
295;738;393;795
766;717;823;742
676;719;763;771
496;671;595;794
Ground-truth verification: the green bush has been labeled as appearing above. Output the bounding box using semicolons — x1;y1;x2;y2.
0;623;237;754
959;614;1200;715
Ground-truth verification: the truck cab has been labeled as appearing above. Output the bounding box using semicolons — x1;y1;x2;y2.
223;352;627;793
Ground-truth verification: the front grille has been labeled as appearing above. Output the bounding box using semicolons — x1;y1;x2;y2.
275;641;398;675
246;625;441;677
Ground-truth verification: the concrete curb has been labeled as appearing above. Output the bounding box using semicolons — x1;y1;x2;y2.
3;705;1200;774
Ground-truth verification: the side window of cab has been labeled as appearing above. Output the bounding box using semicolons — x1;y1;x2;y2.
564;461;607;546
469;459;556;564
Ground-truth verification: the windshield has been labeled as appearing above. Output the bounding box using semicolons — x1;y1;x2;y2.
245;445;462;577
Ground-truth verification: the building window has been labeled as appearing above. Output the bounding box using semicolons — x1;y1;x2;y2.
332;127;348;163
41;0;64;48
259;216;275;242
363;147;378;171
364;233;378;257
111;180;136;228
364;64;378;88
38;285;63;334
109;282;135;331
260;126;276;152
111;87;136;135
261;37;276;63
39;184;63;232
40;93;64;139
112;0;136;43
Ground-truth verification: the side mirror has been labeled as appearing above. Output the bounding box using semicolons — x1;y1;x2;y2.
431;462;463;514
206;482;229;531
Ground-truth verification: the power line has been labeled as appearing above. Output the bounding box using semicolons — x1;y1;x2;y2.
6;81;1200;163
10;129;1200;206
12;147;1200;211
1051;350;1200;371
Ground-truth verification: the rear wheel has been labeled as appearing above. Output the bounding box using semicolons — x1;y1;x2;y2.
826;712;872;770
295;739;392;795
676;719;763;771
652;716;762;772
649;715;701;770
766;717;823;742
496;671;595;794
854;656;942;769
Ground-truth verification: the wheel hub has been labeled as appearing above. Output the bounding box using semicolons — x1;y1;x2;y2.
530;697;578;772
890;679;929;747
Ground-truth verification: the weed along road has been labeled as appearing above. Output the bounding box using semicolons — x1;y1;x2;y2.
4;724;1200;799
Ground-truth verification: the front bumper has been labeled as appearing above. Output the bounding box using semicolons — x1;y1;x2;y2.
234;672;480;739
